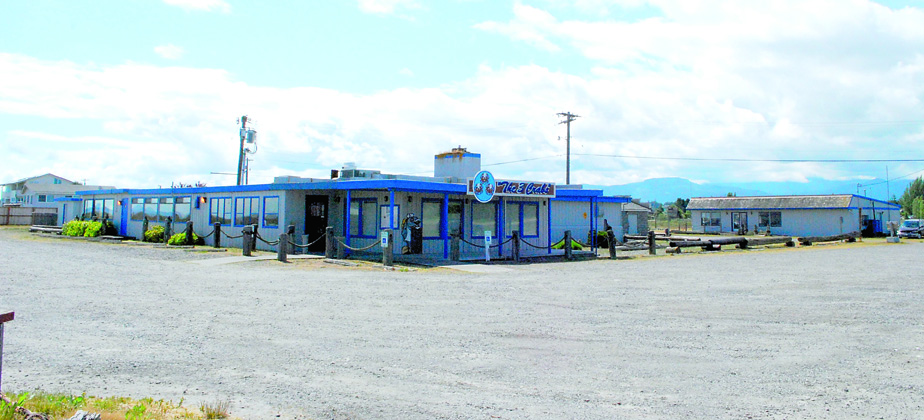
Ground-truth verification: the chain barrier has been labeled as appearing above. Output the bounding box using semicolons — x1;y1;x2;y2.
335;238;381;252
287;232;328;249
459;237;486;249
198;228;215;239
519;237;547;249
458;236;514;249
220;229;244;240
255;233;280;246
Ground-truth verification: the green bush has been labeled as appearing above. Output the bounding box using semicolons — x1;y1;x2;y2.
551;238;584;250
143;225;165;243
167;231;202;246
62;220;89;237
84;221;103;237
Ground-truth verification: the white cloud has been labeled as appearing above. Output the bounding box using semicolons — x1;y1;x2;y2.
357;0;419;15
154;44;184;60
399;68;414;77
162;0;230;13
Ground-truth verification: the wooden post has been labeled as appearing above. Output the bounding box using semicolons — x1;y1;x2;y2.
607;230;617;259
242;225;253;256
163;217;173;244
214;222;221;248
325;226;335;259
287;225;296;255
564;230;573;260
648;230;656;255
450;234;460;261
251;225;259;252
512;230;520;263
336;237;346;259
185;221;194;245
0;312;13;393
383;230;394;267
142;217;149;238
277;233;288;262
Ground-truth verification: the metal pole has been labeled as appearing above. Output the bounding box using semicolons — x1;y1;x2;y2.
0;312;14;393
236;116;247;186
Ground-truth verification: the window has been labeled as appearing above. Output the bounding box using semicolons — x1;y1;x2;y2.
448;200;463;236
380;205;400;229
53;179;62;185
38;194;47;202
174;197;191;223
701;212;721;227
422;200;442;238
157;198;174;222
210;198;233;225
235;197;259;226
144;198;158;221
758;211;782;228
131;198;144;220
472;202;496;238
349;199;377;237
101;199;114;220
83;200;94;219
504;202;539;237
263;196;279;228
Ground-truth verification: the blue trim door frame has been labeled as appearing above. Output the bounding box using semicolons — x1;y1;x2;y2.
119;199;128;236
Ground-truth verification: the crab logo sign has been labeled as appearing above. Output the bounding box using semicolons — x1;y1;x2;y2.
471;170;496;203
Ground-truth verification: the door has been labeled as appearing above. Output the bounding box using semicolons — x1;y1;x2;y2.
304;195;329;253
119;199;128;236
732;212;748;233
628;214;638;235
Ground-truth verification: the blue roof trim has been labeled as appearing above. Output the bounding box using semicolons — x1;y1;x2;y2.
76;179;471;196
53;197;82;202
597;196;632;203
853;194;901;208
693;206;900;211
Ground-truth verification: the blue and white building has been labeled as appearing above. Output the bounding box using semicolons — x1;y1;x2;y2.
688;194;901;237
66;148;631;260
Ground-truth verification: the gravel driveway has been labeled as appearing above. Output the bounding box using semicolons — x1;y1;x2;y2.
2;228;923;419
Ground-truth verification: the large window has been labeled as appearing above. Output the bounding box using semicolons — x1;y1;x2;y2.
701;212;721;227
448;200;463;236
131;198;144;220
158;197;174;222
38;194;48;203
422;200;442;238
101;199;114;220
349;199;377;237
235;197;259;226
759;211;782;228
210;197;232;225
504;202;539;237
83;200;95;219
81;199;115;220
174;197;191;223
471;203;496;238
263;196;279;228
144;198;158;221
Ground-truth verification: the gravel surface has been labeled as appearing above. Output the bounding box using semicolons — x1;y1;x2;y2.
2;227;923;419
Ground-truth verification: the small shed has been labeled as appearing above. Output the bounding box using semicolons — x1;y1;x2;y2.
688;194;900;237
622;200;652;237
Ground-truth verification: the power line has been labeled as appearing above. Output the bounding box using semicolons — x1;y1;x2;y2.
572;153;924;163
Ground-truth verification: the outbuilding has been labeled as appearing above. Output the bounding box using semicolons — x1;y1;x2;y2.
688;194;901;237
69;148;630;260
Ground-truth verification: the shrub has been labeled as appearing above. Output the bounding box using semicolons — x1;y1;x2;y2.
167;232;201;246
84;221;104;237
62;220;89;237
144;225;165;243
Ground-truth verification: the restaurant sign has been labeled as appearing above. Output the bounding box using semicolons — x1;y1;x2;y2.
468;170;556;203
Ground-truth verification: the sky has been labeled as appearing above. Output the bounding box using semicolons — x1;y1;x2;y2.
2;0;924;191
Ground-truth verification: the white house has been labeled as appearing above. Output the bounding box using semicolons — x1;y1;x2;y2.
688;194;901;237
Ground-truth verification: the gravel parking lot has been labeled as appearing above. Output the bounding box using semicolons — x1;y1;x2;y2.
2;227;923;419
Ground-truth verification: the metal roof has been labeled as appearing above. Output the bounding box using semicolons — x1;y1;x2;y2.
688;195;857;210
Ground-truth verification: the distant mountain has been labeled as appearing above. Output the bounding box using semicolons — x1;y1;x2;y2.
589;177;910;203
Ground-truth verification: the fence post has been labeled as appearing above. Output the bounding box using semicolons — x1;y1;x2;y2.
564;230;573;260
383;230;394;267
242;225;253;257
336;237;345;259
142;217;149;238
251;225;259;252
0;312;13;393
214;222;221;248
607;229;617;259
450;233;460;261
287;225;296;255
164;217;173;244
512;230;520;263
325;226;335;258
648;230;656;255
277;233;288;262
185;221;194;245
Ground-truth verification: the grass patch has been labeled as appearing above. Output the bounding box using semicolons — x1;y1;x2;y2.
0;391;236;420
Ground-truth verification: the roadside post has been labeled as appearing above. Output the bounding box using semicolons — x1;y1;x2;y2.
164;217;173;244
484;230;492;262
185;221;194;245
287;225;296;254
277;233;288;262
648;230;656;255
450;233;460;261
0;312;13;393
213;222;222;248
382;230;393;267
607;229;617;259
325;227;335;258
242;225;253;256
564;230;573;260
512;230;520;263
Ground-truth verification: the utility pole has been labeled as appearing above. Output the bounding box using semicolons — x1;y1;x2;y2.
558;112;579;185
236;116;248;186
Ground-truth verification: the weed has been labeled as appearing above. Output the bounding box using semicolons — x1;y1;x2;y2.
200;399;231;420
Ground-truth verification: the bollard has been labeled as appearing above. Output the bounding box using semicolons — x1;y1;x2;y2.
142;217;149;238
287;225;296;255
564;230;573;260
214;222;222;248
450;234;460;261
164;217;173;244
512;230;520;263
607;229;617;259
251;225;259;252
185;221;194;245
277;233;288;262
335;237;346;259
242;225;253;256
648;230;656;255
0;311;13;393
325;227;335;258
382;230;394;267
